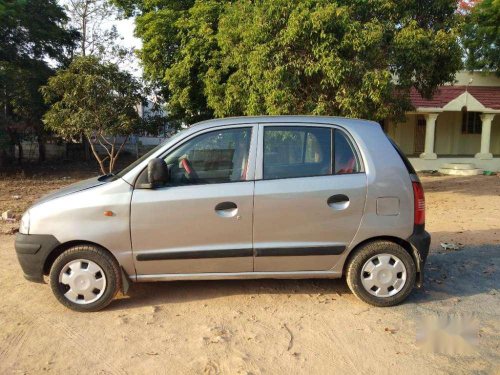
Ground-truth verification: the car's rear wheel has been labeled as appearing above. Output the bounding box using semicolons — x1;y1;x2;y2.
346;241;416;307
49;245;121;312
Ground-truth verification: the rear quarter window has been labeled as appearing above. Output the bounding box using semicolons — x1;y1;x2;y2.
333;129;361;174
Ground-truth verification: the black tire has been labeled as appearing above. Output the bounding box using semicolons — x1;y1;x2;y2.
49;245;121;312
346;241;416;307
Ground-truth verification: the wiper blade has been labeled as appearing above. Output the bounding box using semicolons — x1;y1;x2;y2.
97;173;115;181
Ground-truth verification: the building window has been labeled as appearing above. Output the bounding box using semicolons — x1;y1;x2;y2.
462;109;482;134
414;117;426;154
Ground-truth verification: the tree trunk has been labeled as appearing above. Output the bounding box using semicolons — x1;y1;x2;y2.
38;140;46;163
82;134;90;161
0;149;6;169
87;135;107;175
81;0;89;56
109;136;129;173
37;129;46;163
17;139;23;164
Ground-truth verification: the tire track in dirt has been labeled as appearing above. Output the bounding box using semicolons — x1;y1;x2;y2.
0;316;32;373
312;316;364;374
43;316;128;375
1;306;128;375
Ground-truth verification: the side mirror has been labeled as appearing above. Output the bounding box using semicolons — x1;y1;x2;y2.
147;158;169;188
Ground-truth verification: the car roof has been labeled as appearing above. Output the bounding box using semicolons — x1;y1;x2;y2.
190;115;377;131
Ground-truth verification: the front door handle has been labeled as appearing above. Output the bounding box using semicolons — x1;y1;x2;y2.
215;201;238;218
327;194;350;210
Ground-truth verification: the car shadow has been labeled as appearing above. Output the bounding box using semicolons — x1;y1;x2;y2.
408;244;499;304
108;244;499;311
421;174;500;197
108;277;352;311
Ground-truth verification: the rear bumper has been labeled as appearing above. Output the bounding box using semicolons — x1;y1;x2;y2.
407;225;431;287
15;233;60;283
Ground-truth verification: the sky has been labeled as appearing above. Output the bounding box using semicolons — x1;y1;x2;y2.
58;0;144;76
103;16;143;76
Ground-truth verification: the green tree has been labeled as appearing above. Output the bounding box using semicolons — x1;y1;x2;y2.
462;0;499;75
0;0;77;164
63;0;137;161
0;0;76;64
42;56;144;174
0;60;54;162
114;0;462;123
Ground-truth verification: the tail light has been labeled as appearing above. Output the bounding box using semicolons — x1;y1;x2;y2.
412;181;425;225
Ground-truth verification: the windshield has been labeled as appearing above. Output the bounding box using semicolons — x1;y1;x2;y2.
114;130;187;178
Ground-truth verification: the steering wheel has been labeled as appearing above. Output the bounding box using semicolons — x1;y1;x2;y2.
180;156;199;181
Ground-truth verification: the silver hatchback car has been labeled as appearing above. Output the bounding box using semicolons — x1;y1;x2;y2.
15;116;430;311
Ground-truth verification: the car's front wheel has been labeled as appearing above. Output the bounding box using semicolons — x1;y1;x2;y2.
49;245;121;312
346;241;416;307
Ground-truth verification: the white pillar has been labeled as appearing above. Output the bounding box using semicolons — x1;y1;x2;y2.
475;113;496;160
420;113;439;160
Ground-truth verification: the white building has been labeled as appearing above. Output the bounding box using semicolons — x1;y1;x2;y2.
385;71;500;172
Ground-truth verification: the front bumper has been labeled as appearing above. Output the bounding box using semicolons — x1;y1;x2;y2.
15;233;60;283
407;225;431;287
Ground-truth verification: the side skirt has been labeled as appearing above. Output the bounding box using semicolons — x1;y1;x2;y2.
135;270;342;282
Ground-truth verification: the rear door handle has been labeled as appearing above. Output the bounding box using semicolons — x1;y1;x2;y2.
327;194;350;210
215;201;238;217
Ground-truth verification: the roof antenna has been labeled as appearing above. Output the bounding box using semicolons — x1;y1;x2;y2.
466;78;473;90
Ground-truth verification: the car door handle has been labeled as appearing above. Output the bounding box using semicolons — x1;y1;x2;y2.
327;194;350;210
215;201;238;218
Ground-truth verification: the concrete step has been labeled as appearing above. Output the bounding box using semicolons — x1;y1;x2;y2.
438;162;483;176
440;163;477;170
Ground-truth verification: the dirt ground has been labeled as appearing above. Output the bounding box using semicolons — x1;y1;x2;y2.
0;167;499;374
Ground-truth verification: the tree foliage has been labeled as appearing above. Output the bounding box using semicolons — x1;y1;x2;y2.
114;0;463;123
0;0;77;64
42;56;144;173
462;0;499;75
0;0;77;163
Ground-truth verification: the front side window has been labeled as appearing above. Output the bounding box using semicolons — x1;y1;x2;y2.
164;127;252;185
263;126;332;179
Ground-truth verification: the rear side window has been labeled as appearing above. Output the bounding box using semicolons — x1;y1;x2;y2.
333;130;361;174
263;126;332;179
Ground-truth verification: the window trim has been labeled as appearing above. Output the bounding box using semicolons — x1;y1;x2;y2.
133;124;258;189
255;123;364;181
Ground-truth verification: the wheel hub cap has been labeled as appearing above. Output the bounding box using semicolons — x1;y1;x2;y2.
361;254;407;297
59;259;106;304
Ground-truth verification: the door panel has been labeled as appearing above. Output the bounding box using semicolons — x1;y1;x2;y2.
131;182;254;275
253;174;366;271
254;124;367;272
131;125;256;276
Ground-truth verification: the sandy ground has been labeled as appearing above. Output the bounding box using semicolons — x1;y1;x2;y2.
0;171;499;374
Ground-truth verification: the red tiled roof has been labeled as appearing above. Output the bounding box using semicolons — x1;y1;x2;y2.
410;86;500;110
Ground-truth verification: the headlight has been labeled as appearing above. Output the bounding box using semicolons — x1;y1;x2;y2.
19;211;30;234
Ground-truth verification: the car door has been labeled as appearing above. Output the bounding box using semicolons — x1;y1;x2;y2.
131;125;257;276
253;124;367;272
